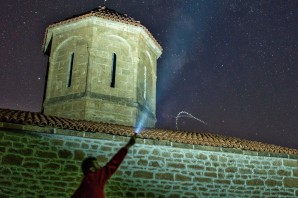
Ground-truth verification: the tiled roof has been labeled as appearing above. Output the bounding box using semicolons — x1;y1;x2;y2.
0;108;297;155
43;6;162;51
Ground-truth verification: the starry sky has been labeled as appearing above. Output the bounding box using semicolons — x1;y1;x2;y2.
0;0;297;149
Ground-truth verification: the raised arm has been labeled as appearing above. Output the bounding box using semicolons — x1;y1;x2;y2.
101;135;136;180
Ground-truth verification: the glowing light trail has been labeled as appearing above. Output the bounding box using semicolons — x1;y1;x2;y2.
176;111;207;130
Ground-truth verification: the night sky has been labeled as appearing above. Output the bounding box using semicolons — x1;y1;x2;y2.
0;0;297;149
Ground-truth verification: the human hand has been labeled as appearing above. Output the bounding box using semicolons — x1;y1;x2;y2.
125;134;136;149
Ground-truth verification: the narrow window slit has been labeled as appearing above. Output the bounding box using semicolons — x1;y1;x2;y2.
67;52;74;87
144;66;147;99
111;53;117;88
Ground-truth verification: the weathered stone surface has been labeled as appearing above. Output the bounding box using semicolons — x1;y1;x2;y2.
43;163;61;170
133;171;153;178
167;163;185;169
2;154;23;165
138;149;149;155
284;177;298;188
35;151;57;158
58;149;73;159
225;167;237;173
175;174;192;181
283;159;298;167
265;179;277;187
155;173;174;180
215;179;231;185
64;164;78;172
194;177;212;183
204;172;217;178
8;148;33;156
74;149;85;160
198;153;208;160
247;179;264;186
23;162;41;168
277;169;291;176
254;169;267;175
239;168;252;174
233;180;245;185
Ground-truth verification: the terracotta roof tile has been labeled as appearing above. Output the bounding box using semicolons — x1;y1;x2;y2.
0;108;297;155
43;6;162;51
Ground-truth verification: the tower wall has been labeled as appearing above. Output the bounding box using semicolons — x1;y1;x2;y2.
43;16;161;128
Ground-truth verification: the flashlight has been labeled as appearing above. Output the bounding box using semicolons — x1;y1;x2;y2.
132;132;137;158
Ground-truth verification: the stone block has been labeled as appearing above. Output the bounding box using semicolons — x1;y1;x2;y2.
233;180;245;185
272;160;282;166
283;159;298;167
35;150;57;159
175;173;192;181
193;177;212;183
74;150;85;160
161;152;171;158
254;169;267;175
65;141;81;148
133;171;153;179
2;154;24;165
58;149;73;159
155;173;174;180
167;163;185;169
215;179;231;185
43;162;61;170
247;179;264;186
265;179;277;187
204;172;217;178
172;153;184;158
284;177;298;188
23;162;41;169
197;154;208;160
137;159;148;166
8;148;33;156
239;168;252;174
51;139;64;146
277;169;291;176
64;164;78;172
187;165;204;170
225;167;238;173
150;160;163;168
209;155;218;161
206;167;217;172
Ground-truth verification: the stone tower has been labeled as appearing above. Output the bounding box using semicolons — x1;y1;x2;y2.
42;6;162;128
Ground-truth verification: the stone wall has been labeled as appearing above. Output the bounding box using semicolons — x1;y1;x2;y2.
0;124;297;198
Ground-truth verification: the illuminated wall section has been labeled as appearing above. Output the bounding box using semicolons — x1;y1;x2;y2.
0;124;297;198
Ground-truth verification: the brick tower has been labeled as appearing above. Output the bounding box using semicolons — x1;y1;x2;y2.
42;6;162;128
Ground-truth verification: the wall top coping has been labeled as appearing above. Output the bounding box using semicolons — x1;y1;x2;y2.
0;108;298;159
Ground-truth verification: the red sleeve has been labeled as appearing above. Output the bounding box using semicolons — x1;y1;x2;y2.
100;147;128;181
